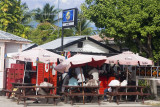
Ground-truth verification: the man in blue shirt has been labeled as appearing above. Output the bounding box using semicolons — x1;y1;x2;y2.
68;74;78;86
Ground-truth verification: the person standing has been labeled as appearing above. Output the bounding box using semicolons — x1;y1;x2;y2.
75;67;85;85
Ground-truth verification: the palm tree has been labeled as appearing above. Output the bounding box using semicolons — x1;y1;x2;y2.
74;13;93;36
33;3;60;24
21;3;32;25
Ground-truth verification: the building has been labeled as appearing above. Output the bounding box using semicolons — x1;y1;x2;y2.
40;36;120;56
0;30;31;90
90;35;129;52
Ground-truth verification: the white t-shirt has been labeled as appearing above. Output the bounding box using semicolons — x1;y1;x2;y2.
88;68;99;81
121;80;128;86
75;67;85;83
40;81;53;87
108;80;120;92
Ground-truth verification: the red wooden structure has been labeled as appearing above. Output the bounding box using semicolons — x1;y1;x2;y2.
6;64;24;90
37;63;57;94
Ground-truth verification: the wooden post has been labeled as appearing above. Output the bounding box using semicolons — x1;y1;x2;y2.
80;67;85;104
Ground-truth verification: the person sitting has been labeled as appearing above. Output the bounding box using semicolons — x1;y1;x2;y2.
68;74;79;102
104;76;120;101
85;75;98;102
121;80;128;86
68;74;78;86
38;78;53;95
85;75;98;86
34;78;53;103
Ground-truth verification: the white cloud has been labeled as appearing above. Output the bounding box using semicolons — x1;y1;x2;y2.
61;0;67;3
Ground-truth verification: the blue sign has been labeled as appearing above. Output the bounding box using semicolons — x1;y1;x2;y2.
62;9;74;23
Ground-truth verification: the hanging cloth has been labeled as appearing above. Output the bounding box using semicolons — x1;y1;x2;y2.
45;63;49;72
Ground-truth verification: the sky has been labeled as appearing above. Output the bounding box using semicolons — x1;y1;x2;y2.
21;0;97;30
21;0;85;10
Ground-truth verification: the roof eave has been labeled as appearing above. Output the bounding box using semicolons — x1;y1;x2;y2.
0;40;31;44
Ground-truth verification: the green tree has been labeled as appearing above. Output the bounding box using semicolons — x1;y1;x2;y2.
62;28;74;37
21;3;32;25
0;0;23;31
0;0;32;38
33;3;60;24
28;22;59;45
82;0;160;62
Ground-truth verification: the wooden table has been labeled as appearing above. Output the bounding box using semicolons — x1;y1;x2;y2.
63;85;102;105
16;86;61;107
107;86;151;105
3;83;35;99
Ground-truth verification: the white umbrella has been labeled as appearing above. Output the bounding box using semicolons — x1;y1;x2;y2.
10;47;65;63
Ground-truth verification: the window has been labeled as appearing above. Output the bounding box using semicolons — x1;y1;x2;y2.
77;42;83;48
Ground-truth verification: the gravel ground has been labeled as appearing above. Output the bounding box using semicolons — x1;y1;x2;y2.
0;96;154;107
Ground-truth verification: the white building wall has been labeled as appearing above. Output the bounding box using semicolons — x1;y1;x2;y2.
0;42;23;90
5;43;22;68
5;42;22;53
64;40;109;53
0;42;5;90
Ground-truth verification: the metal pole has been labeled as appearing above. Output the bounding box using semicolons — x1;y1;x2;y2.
80;19;81;36
61;27;64;51
58;0;60;37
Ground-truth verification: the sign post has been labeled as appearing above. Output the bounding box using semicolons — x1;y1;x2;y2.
61;8;78;51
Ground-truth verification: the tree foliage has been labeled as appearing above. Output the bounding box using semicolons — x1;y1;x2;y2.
74;12;93;36
0;0;32;38
82;0;160;62
33;3;60;24
28;22;59;45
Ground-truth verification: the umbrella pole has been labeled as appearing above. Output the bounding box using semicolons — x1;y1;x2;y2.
35;62;39;95
80;67;85;104
23;62;27;83
48;62;50;83
126;65;128;101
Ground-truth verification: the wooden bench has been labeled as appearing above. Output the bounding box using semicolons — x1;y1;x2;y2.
63;85;103;105
16;86;61;107
107;86;151;105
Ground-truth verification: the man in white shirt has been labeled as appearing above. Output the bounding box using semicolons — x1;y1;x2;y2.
36;78;53;103
104;76;120;101
75;67;85;85
85;75;98;86
88;68;99;81
38;78;53;95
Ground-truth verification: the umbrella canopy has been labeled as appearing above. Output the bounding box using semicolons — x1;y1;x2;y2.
106;51;153;66
9;47;65;63
54;54;107;73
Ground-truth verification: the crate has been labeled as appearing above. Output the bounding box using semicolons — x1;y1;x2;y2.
7;68;15;78
11;64;24;70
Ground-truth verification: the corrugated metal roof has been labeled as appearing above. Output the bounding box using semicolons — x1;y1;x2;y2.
40;36;87;49
0;30;31;42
